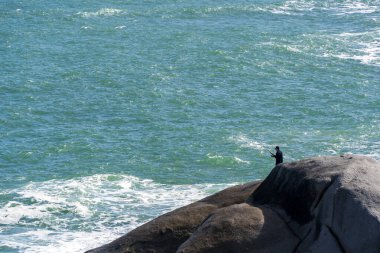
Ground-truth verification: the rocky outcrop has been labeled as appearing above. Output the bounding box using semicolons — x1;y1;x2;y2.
247;154;380;253
86;181;261;253
87;155;380;253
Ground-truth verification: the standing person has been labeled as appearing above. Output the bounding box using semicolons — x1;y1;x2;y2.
271;146;283;165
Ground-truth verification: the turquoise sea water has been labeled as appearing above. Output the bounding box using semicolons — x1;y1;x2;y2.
1;0;379;252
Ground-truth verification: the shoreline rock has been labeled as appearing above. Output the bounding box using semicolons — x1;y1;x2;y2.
86;155;380;253
87;181;261;253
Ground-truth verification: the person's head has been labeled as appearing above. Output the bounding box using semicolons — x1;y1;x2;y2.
275;146;280;150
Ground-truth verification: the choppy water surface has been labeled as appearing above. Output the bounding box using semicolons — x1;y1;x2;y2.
1;0;379;252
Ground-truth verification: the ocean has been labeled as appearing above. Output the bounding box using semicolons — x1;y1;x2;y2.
0;0;379;252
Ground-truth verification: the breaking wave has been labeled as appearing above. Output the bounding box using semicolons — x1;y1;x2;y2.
0;174;233;252
77;8;124;18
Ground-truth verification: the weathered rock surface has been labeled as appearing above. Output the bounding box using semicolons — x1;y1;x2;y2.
249;154;380;253
86;181;261;253
177;203;299;253
87;155;380;253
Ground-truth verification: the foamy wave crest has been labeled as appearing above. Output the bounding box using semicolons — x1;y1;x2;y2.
154;1;317;19
264;0;379;16
145;1;378;19
229;134;270;152
199;1;316;16
369;141;380;160
325;30;380;66
77;8;124;18
320;132;380;161
282;28;380;67
0;174;232;253
331;1;379;15
266;0;316;15
204;153;251;166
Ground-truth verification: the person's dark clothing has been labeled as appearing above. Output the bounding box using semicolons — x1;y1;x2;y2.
273;150;283;165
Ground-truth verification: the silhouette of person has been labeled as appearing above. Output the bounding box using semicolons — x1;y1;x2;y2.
271;146;283;165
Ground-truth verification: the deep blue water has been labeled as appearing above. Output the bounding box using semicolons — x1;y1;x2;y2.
1;0;379;252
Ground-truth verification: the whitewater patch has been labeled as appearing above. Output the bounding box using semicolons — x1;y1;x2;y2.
271;29;380;67
331;1;379;15
266;0;316;15
0;174;233;253
229;134;270;153
186;1;316;16
87;1;379;20
204;153;251;166
77;8;124;18
115;25;126;30
261;0;380;16
325;30;380;66
370;141;380;160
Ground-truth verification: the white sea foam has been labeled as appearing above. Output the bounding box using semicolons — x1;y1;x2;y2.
368;141;380;160
170;1;316;17
0;201;47;225
285;45;302;53
229;134;269;152
1;230;120;253
233;157;251;164
331;1;379;15
247;1;315;15
321;132;380;160
206;153;224;160
284;28;380;67
160;1;378;18
261;0;380;16
0;174;233;252
325;30;380;66
204;153;250;165
77;8;124;18
326;51;380;66
230;1;316;16
268;0;316;15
